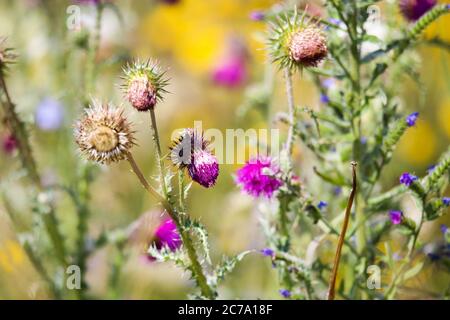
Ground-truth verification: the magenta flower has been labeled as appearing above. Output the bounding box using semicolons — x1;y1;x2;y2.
2;134;17;154
236;157;283;198
399;172;418;186
389;210;403;225
154;218;181;251
249;11;265;21
212;57;246;88
188;150;219;188
399;0;436;21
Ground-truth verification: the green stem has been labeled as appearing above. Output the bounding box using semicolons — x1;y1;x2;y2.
149;108;168;197
125;152;215;299
84;3;103;105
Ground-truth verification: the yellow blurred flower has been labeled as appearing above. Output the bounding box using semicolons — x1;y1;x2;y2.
438;99;450;138
397;119;437;166
0;240;26;273
140;0;275;74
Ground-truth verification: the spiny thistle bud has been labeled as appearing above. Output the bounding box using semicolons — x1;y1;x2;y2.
170;128;219;188
170;128;209;168
269;10;327;71
0;37;17;74
74;101;135;164
122;60;169;112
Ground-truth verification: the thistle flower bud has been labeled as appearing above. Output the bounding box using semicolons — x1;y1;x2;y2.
288;26;327;68
170;128;209;168
188;150;219;188
122;60;168;112
269;11;327;71
74;101;135;164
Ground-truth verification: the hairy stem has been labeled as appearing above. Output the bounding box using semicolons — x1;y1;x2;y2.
283;68;295;163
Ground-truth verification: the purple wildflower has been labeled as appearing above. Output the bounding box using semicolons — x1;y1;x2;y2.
427;164;436;174
405;112;419;127
279;289;291;298
321;78;336;89
212;57;246;87
333;186;342;196
440;224;448;234
328;18;342;26
261;248;275;257
236;157;283;198
443;197;450;206
35;98;64;131
2;134;17;154
360;136;368;145
250;11;265;21
318;201;328;210
320;94;330;104
154;218;181;251
389;210;403;225
399;0;436;21
188;150;219;188
399;172;418;186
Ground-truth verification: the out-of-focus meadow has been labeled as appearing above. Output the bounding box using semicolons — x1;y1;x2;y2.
0;0;449;299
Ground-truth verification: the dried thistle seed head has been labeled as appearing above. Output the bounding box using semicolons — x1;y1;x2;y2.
74;101;135;164
0;37;17;73
288;26;327;68
169;128;209;168
269;9;327;71
122;60;169;111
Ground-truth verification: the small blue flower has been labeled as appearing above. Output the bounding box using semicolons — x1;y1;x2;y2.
318;201;328;210
399;172;418;187
261;248;275;257
279;289;291;298
443;197;450;206
389;210;403;225
440;224;448;234
35;98;64;131
333;187;342;196
360;136;367;145
426;164;436;174
405;112;419;127
320;94;330;104
328;18;342;26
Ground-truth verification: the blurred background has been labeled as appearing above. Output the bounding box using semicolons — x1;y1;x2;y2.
0;0;449;299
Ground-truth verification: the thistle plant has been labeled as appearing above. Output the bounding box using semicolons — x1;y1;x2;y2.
235;1;450;299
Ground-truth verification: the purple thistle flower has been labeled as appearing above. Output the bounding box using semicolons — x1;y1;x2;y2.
320;94;330;104
188;150;219;188
35;98;64;131
399;172;418;186
236;157;283;198
2;134;17;154
279;289;291;298
405;111;419;127
154;218;181;251
440;224;448;234
249;11;265;21
261;248;275;257
399;0;436;21
212;57;246;88
443;197;450;206
389;210;403;225
318;201;328;210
